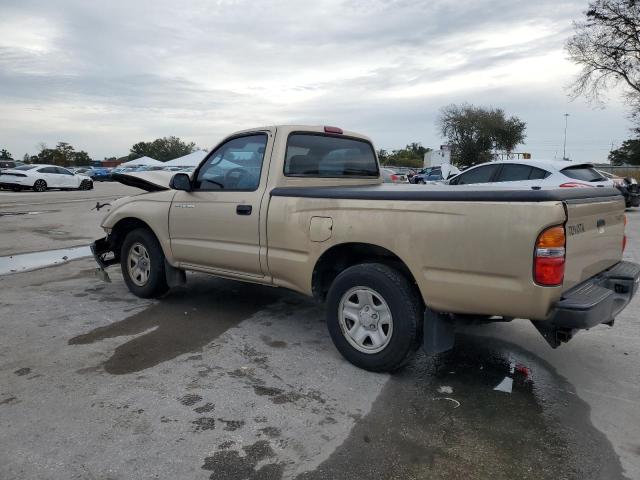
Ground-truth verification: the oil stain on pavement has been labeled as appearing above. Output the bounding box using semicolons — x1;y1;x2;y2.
68;279;281;374
296;334;627;480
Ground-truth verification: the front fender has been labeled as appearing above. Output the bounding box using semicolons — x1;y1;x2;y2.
100;190;176;263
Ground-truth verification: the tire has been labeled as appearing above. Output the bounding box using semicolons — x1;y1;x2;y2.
79;179;92;190
33;179;47;192
120;228;169;298
326;263;422;372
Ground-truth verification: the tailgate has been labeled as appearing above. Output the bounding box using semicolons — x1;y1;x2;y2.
563;195;625;290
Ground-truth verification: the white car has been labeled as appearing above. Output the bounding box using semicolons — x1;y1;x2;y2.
446;159;614;189
0;164;93;192
380;167;409;183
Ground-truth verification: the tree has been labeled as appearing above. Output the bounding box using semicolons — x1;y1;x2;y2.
34;142;92;166
567;0;640;105
129;136;196;162
438;104;526;167
609;138;640;165
0;149;12;160
73;150;93;166
377;144;431;168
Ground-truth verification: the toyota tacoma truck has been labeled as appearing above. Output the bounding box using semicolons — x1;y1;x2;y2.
91;125;639;372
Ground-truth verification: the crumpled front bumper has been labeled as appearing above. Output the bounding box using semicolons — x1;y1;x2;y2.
90;236;119;269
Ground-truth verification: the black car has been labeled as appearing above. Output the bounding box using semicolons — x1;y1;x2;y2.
599;171;640;208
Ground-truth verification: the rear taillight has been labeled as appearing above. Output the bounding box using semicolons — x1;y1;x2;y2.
534;225;565;286
559;182;592;188
390;174;398;182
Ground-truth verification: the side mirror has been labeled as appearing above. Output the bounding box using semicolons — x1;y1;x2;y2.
170;173;192;191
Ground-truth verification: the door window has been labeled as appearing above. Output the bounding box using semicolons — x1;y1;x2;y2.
38;167;57;174
495;164;533;182
450;164;499;185
55;167;74;175
194;134;267;191
528;167;550;180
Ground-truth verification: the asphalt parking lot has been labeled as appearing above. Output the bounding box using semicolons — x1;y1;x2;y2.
1;184;639;480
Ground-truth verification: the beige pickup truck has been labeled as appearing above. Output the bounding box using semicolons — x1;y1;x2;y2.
92;125;639;372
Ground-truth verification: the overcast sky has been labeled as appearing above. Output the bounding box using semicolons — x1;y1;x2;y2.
0;0;632;162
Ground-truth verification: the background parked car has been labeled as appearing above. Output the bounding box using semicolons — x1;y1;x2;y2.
598;170;639;208
88;167;113;181
385;166;416;177
446;160;614;189
380;167;409;183
411;165;461;183
0;164;93;192
0;160;17;172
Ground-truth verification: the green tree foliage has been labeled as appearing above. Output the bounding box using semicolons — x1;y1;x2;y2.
33;142;92;166
0;149;12;160
377;143;431;168
130;136;196;162
609;138;640;165
438;104;526;168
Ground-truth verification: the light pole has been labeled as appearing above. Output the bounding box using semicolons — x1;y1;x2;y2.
563;113;569;160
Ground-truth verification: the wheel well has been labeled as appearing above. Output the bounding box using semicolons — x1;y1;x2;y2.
312;243;421;302
110;218;156;258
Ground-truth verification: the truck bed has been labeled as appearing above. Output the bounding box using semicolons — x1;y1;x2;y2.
270;184;622;202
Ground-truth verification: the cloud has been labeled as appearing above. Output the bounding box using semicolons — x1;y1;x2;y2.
0;0;630;161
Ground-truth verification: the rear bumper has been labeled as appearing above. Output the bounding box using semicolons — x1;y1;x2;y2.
549;261;640;330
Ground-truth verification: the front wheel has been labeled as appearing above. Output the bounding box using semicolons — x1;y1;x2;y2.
326;263;422;372
33;179;47;192
79;179;93;190
120;228;169;298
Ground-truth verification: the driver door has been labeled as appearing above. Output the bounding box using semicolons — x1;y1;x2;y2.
169;132;272;277
55;167;77;187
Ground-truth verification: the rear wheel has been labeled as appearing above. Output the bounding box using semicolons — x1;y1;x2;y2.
33;179;47;192
79;179;92;190
326;263;422;372
120;228;169;298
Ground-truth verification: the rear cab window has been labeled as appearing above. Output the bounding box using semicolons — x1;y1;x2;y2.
284;133;379;177
561;165;606;183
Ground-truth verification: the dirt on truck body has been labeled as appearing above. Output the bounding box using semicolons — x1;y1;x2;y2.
92;125;640;372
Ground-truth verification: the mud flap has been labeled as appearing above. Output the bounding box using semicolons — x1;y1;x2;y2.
165;260;186;287
423;308;455;354
94;267;112;283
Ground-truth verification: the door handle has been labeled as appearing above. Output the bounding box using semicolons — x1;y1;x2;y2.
236;205;252;215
